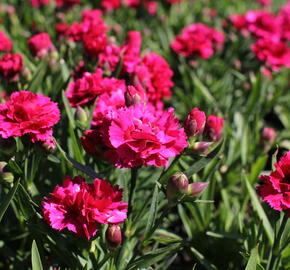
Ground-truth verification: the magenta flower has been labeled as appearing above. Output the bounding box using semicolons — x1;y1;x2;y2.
0;91;60;144
42;176;128;239
28;33;54;58
204;115;224;142
183;108;206;137
251;38;290;71
66;70;126;107
171;23;224;59
258;152;290;217
134;52;174;106
0;53;23;81
97;104;188;168
0;31;13;52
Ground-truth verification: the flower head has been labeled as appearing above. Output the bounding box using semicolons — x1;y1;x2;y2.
171;23;224;59
96;104;187;168
0;53;23;81
134;52;173;106
258;152;290;216
0;31;13;52
42;176;128;239
28;33;54;57
183;108;206;137
204;115;224;142
251;38;290;71
0;91;60;144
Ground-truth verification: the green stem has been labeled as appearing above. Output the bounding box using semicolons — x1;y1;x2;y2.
267;212;288;270
127;167;139;217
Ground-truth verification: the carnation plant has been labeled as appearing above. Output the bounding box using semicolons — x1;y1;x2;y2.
0;0;289;270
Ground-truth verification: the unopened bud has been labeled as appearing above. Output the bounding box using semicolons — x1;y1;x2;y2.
0;162;14;183
106;224;122;248
76;107;88;129
166;172;189;200
186;182;208;197
261;127;276;145
183;108;206;138
204;115;224;142
125;85;146;107
194;141;213;154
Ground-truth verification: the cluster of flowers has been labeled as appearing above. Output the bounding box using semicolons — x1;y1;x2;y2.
171;23;225;60
0;30;55;81
230;1;290;71
30;0;186;13
0;31;23;82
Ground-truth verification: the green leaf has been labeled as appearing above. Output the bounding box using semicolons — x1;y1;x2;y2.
31;240;43;270
27;59;48;92
243;174;274;245
190;247;218;270
127;243;181;270
144;184;159;239
184;141;223;178
245;245;259;270
0;177;20;222
8;159;23;175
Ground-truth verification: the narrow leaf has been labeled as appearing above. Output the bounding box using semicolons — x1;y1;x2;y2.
185;141;223;178
144;184;160;238
0;177;20;222
31;240;43;270
245;245;259;270
243;175;274;244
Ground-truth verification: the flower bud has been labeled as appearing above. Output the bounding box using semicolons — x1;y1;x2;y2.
261;127;276;145
166;172;189;200
0;161;14;183
125;85;146;107
183;108;206;138
106;224;122;248
194;142;213;154
186;182;208;197
204;115;224;142
76;106;88;130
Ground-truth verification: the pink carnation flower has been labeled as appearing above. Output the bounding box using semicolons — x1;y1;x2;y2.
134;52;174;106
204;115;224;142
171;23;224;59
28;32;54;57
42;176;128;239
97;104;187;168
92;88;125;127
124;0;157;15
30;0;50;7
98;44;122;72
0;31;13;52
0;53;23;81
82;29;107;57
66;70;126;107
0;91;60;144
101;0;121;11
55;0;80;7
251;38;290;71
278;2;290;41
231;10;280;40
183;108;206;137
122;31;142;73
256;0;271;6
258;151;290;216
